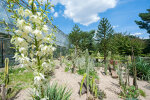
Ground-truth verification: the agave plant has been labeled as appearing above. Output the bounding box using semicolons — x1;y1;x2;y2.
32;83;72;100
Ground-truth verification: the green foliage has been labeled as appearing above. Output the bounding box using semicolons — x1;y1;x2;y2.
65;66;70;72
138;89;146;97
68;24;81;48
129;57;150;81
69;25;96;52
89;77;98;98
77;69;86;75
104;64;108;75
120;85;145;99
110;33;145;55
143;39;150;54
135;9;150;34
33;83;72;100
64;58;73;72
79;30;95;51
96;18;114;63
0;67;33;99
77;69;99;80
80;73;87;95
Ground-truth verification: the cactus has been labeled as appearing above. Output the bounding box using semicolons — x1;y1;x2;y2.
131;47;138;89
4;58;9;88
1;58;9;100
118;64;124;86
104;63;108;75
85;49;90;95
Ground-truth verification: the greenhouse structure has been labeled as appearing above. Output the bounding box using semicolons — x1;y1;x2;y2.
0;0;69;67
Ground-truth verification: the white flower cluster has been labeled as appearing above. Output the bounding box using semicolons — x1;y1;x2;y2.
34;72;45;85
11;1;56;86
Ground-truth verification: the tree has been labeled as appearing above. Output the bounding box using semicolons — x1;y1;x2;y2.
110;33;145;56
68;24;81;50
143;39;150;54
97;18;114;63
135;9;150;34
79;30;95;52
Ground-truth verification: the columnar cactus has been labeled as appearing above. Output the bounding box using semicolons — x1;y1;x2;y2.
4;58;9;88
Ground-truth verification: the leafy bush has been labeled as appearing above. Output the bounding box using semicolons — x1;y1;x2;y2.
65;66;70;72
129;57;150;81
77;69;99;79
120;85;145;99
32;83;72;100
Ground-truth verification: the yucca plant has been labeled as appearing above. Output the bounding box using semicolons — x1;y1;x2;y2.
32;83;72;100
80;73;87;95
129;57;150;81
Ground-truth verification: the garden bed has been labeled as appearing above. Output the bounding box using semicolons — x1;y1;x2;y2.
5;61;150;100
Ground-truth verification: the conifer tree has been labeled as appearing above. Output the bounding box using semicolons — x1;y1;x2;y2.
97;18;114;63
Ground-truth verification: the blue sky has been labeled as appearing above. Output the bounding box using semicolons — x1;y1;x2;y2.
50;0;150;39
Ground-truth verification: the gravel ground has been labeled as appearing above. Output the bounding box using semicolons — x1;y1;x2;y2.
10;61;150;100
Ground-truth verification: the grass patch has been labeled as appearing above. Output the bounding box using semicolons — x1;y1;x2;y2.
0;67;34;99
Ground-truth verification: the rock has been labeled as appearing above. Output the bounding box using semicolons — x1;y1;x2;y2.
87;94;94;100
111;70;118;78
55;65;60;69
101;72;106;75
95;79;99;84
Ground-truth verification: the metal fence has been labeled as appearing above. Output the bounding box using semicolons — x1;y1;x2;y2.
0;37;69;68
0;0;69;67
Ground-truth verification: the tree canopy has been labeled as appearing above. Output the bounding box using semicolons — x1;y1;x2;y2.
68;24;81;49
135;9;150;34
96;18;114;63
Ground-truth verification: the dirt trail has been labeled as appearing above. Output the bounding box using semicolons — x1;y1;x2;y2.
51;67;87;100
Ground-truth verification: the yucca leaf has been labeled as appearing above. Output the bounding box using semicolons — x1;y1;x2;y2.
80;73;87;95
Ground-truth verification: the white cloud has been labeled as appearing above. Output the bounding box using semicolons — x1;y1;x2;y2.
131;32;143;36
51;0;118;26
54;12;58;17
113;25;119;28
51;7;55;13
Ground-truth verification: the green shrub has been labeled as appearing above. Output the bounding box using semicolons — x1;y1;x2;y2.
129;57;150;81
120;85;145;99
77;68;86;75
65;66;70;72
32;83;72;100
77;69;99;79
